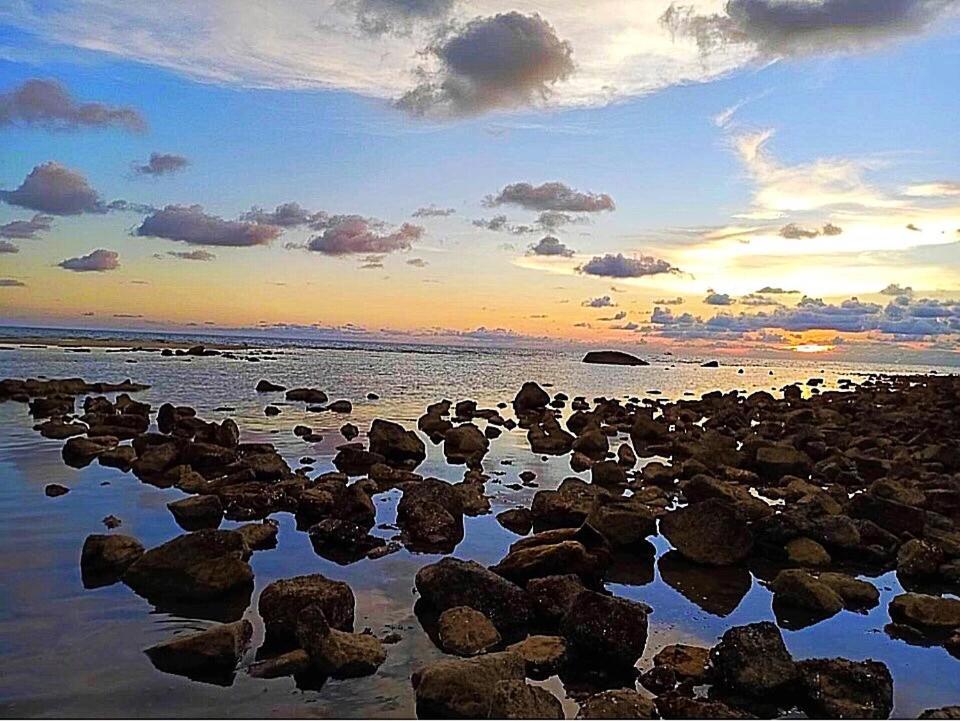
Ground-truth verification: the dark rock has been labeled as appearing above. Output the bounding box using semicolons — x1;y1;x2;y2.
327;400;353;414
797;657;893;719
769;569;844;617
145;620;252;683
577;689;657;719
505;635;566;677
258;574;355;645
62;435;118;467
654;644;711;682
437;606;501;656
167;495;223;531
368;419;426;468
526;574;587;624
488;680;564;719
497;508;533;536
889;593;960;629
340;423;359;440
656;693;752;719
711;622;798;695
247;649;311;679
582;350;649;366
443;423;490;466
513;382;550;413
296;605;385;678
236;520;279;550
660;499;753;565
255;379;285;392
44;483;70;497
81;533;145;584
561;591;649;667
285;388;327;404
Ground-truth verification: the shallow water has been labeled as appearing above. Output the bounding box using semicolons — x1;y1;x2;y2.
0;336;958;718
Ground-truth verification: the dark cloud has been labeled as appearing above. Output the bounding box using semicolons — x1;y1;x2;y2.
583;295;615;308
307;216;424;255
406;257;429;267
136;205;282;247
487;181;614;213
397;12;574;117
412;205;456;218
705;292;734;305
822;222;843;236
0;162;103;215
739;293;781;306
880;283;914;296
779;221;844;239
660;0;955;57
0;278;26;287
536;210;588;230
654;296;685;305
0;78;145;132
907;223;922;231
0;213;53;239
0;240;19;253
58;248;119;272
529;235;575;257
134;152;189;176
168;249;216;261
756;286;800;294
241;202;322;227
473;214;511;232
578;253;681;279
106;199;158;214
350;0;457;35
600;310;628;321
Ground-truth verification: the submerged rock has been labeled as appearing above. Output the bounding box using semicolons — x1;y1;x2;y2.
296;605;385;678
167;495;223;531
145;620;252;684
81;533;145;586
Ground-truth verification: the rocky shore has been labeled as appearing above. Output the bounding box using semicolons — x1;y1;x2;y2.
4;370;960;718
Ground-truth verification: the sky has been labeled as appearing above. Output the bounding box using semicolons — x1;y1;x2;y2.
1;0;960;358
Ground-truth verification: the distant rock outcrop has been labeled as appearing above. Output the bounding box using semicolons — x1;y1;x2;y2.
582;350;649;366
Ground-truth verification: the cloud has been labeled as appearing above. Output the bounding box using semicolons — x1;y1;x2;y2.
756;286;800;294
880;283;914;296
106;199;158;214
907;223;922;231
536;210;588;230
58;248;119;272
406;257;429;267
654;296;685;305
0;213;53;239
0;78;145;132
349;0;457;35
396;12;575;117
412;205;456;217
486;181;614;213
779;222;820;239
822;222;843;236
600;310;628;321
307;215;424;255
241;202;321;227
473;215;510;232
134;152;189;176
136;204;282;246
168;249;216;261
739;293;781;306
529;235;575;257
583;295;615;308
578;253;681;278
0;240;19;253
0;278;26;287
661;0;957;58
903;181;960;198
705;292;734;305
0;162;103;215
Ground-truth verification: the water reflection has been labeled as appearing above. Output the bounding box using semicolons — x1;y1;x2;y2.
657;551;752;617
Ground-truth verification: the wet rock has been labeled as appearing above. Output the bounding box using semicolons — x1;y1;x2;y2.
145;620;252;683
526;574;587;624
770;569;844;617
415;558;534;634
327;400;353;414
255;379;285;392
236;520;279;550
497;508;533;536
62;435;118;467
285;388;327;404
586;498;656;547
578;689;657;719
264;405;281;417
582;350;648;366
443;423;490;467
44;483;69;497
309;518;385;564
167;495;223;531
654;644;711;682
35;417;88;439
513;382;550;414
247;649;310;679
617;444;637;468
889;593;960;630
660;499;753;566
711;622;798;695
102;515;122;529
123;529;253;603
340;423;359;441
785;537;831;567
332;444;385;475
397;478;465;551
368;419;426;469
796;657;893;719
755;445;811;481
897;539;944;580
817;573;879;609
561;590;648;667
437;606;501;656
528;417;575;455
81;533;145;584
492;537;608;586
488;680;564;719
531;479;604;529
639;665;677;695
411;651;525;719
98;445;137;471
296;605;385;678
454;479;490;516
572;429;609;461
849;492;926;537
506;635;566;677
259;574;355;645
920;708;960;719
590;460;627;486
656;693;752;719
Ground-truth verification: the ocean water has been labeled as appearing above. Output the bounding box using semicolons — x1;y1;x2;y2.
0;331;958;718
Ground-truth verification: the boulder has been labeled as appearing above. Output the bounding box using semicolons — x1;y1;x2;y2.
98;445;137;471
236;520;279;550
770;569;844;617
653;644;711;682
296;605;385;678
561;591;648;667
397;478;464;552
497;508;533;536
797;657;893;719
526;574;587;624
755;445;811;481
255;380;285;392
285;388;327;404
145;620;252;681
411;651;525;719
368;419;426;468
247;649;311;679
505;635;567;677
44;483;69;497
443;424;490;467
582;351;649;367
167;495;223;530
488;680;564;719
513;382;550;413
711;621;798;695
586;499;656;547
785;537;831;567
577;689;657;719
889;593;960;630
437;606;501;656
491;539;606;586
590;460;627;486
81;533;144;583
258;574;355;645
897;539;944;580
62;435;118;467
660;499;753;566
656;693;752;719
818;573;880;610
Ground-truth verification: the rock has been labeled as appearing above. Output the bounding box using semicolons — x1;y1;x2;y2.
785;537;831;567
797;657;893;719
711;621;798;695
415;558;534;634
62;435;118;467
368;419;426;468
492;539;606;586
81;533;144;583
256;379;285;392
327;400;353;414
411;651;525;719
818;573;880;609
506;635;566;677
123;529;253;602
701;360;720;368
561;590;648;667
35;418;88;439
526;574;587;624
590;460;627;486
247;649;311;679
497;508;533;535
444;424;490;466
770;569;844;617
236;520;279;550
285;388;327;404
340;423;359;440
259;574;355;645
296;605;385;678
582;350;649;366
617;444;637;468
897;539;944;580
454;479;491;516
333;445;385;475
889;593;960;630
309;518;385;563
639;665;677;695
653;644;711;682
514;382;550;413
921;708;960;719
167;495;223;530
660;499;753;566
656;693;752;719
488;680;564;719
98;445;137;471
44;483;69;497
531;479;604;529
755;445;811;481
102;515;122;529
437;606;502;656
145;620;252;681
586;498;656;547
577;689;657;719
264;405;281;416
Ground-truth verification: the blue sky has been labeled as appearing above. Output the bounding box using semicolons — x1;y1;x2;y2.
1;1;959;356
